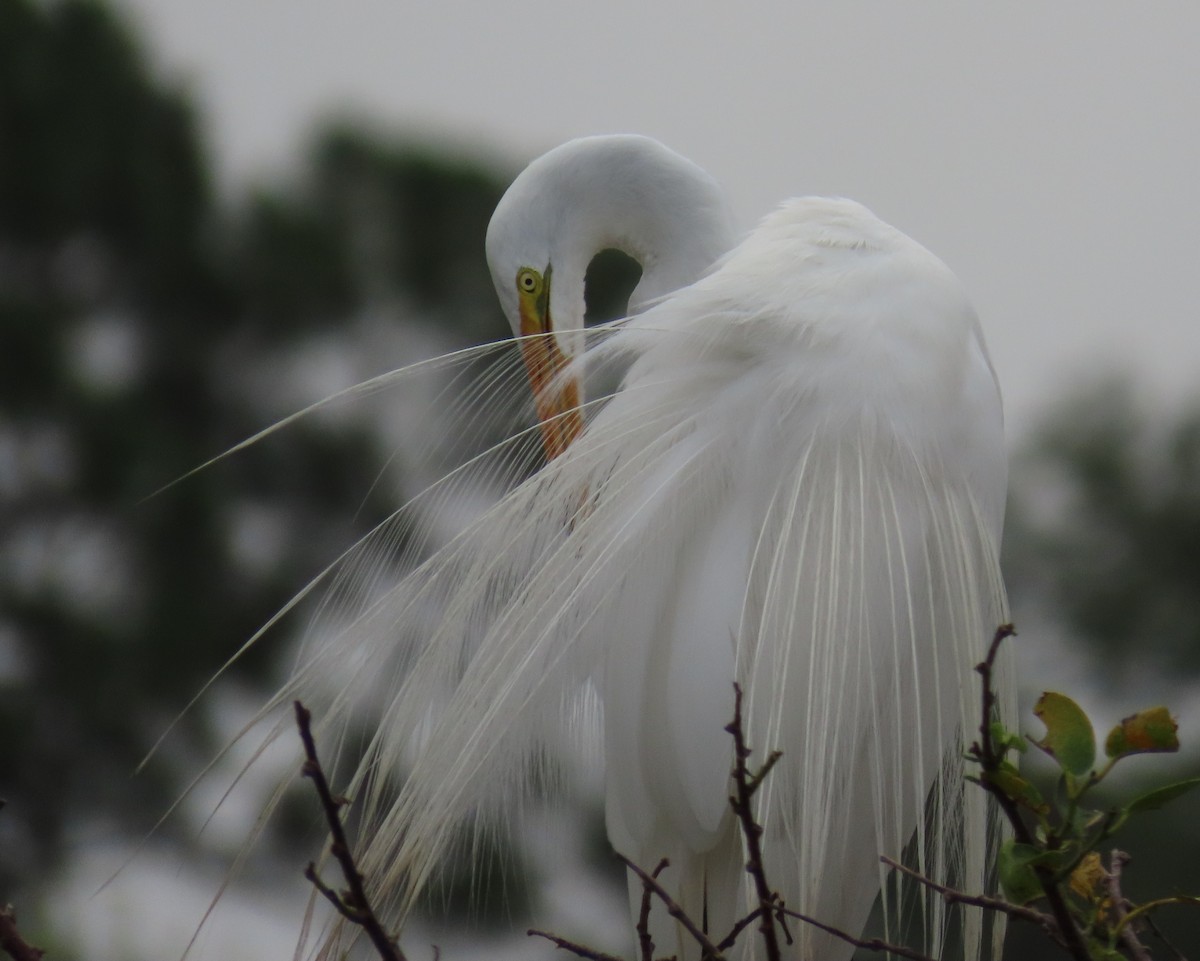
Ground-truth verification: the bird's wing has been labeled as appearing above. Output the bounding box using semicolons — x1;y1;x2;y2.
277;200;1013;961
574;217;1013;959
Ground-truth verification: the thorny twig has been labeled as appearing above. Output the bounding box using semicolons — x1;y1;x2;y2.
294;700;407;961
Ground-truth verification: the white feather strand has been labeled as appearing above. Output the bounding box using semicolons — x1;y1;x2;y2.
226;193;1012;961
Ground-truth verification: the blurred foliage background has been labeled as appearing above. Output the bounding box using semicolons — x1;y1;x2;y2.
1;1;1197;958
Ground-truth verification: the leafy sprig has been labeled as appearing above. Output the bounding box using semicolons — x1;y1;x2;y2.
970;628;1200;959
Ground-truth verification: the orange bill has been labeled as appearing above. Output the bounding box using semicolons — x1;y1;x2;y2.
517;305;583;461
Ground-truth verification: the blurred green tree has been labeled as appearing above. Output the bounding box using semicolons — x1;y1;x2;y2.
0;0;511;904
1006;381;1200;678
1001;380;1200;959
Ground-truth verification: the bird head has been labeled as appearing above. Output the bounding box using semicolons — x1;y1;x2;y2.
486;134;733;461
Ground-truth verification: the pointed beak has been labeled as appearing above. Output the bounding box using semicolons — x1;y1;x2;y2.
516;275;583;460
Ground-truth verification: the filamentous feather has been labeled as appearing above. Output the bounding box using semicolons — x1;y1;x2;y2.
230;139;1012;961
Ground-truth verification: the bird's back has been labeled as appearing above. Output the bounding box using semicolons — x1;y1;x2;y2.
302;197;1009;961
581;197;1008;958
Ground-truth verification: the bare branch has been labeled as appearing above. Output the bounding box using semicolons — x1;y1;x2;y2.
776;905;938;961
725;683;783;961
972;623;1016;771
0;907;44;961
716;907;766;952
619;854;725;961
635;859;668;961
527;929;627;961
1107;850;1152;961
879;856;1063;947
294;700;407;961
303;862;352;915
1143;910;1190;961
971;625;1093;961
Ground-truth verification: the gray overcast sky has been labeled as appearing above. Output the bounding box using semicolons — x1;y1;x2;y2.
115;0;1199;433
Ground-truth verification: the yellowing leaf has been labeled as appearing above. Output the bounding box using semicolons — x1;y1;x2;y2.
1033;692;1096;777
1068;851;1105;901
1104;706;1180;758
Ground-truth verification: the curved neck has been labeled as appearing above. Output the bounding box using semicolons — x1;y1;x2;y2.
487;136;736;355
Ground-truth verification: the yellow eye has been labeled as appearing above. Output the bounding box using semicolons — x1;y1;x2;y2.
517;268;540;294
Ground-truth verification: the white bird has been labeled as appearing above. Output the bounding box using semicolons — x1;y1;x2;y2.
272;135;1013;960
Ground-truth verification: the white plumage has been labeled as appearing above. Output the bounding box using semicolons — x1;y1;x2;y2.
268;136;1012;960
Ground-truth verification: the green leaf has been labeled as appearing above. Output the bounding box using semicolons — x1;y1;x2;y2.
998;840;1045;905
1125;776;1200;814
1033;692;1096;776
983;767;1049;814
989;720;1028;754
1104;706;1180;758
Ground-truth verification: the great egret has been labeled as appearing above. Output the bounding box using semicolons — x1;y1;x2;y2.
267;135;1012;960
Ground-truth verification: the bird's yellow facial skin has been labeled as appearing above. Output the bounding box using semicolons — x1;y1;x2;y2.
513;265;582;460
516;266;549;333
